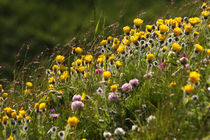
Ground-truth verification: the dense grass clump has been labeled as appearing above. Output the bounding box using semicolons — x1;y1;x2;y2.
0;1;209;140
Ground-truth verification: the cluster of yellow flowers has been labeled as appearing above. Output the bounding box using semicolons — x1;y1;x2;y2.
25;82;33;95
184;71;201;94
1;107;30;126
0;84;8;100
34;102;47;112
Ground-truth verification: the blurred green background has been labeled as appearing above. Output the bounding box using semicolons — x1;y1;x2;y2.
0;0;201;80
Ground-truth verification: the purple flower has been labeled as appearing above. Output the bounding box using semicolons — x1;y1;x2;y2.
121;83;132;93
50;109;56;113
129;78;139;86
50;113;60;118
108;92;118;101
71;101;84;111
72;95;81;102
143;73;153;79
159;61;165;67
95;69;103;74
184;64;190;69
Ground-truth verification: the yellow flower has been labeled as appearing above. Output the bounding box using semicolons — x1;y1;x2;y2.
189;71;200;84
113;38;119;44
193;31;199;37
184;24;193;33
39;103;46;110
48;77;55;84
7;136;14;140
189;17;201;26
109;55;115;62
130;36;138;44
201;11;209;18
174;17;182;24
59;64;68;71
172;43;182;51
19;110;26;117
202;2;207;9
26;116;31;120
130;29;135;35
112;44;119;50
124;39;130;46
84;72;91;78
184;84;194;94
78;66;86;73
146;25;153;32
107;36;112;42
2;92;8;98
195;44;204;52
147;53;154;61
81;93;86;101
67;116;79;127
173;27;182;36
17;114;23;121
157;19;164;26
56;55;65;63
49;84;54;90
60;75;66;82
4;107;12;115
52;65;58;71
158;34;166;42
97;57;104;64
85;55;93;63
115;61;122;68
169;19;177;27
103;71;111;80
168;82;176;88
163;46;167;51
2;115;9;122
24;89;31;95
26;82;33;88
207;49;210;56
75;47;83;54
159;24;169;34
76;59;82;65
123;26;131;34
110;84;118;92
117;44;125;54
101;40;107;46
133;18;143;27
0;84;2;90
35;103;39;109
58;90;63;94
63;71;70;78
11;111;17;118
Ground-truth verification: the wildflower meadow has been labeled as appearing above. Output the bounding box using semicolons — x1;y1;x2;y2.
0;1;209;140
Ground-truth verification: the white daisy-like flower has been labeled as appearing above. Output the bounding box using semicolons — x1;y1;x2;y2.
114;127;125;136
103;131;112;138
147;115;156;123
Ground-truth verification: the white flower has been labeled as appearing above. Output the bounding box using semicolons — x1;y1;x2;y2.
58;130;65;139
192;95;198;100
96;87;104;95
47;126;58;134
103;131;112;138
23;125;28;132
147;115;156;123
114;127;125;135
131;125;139;131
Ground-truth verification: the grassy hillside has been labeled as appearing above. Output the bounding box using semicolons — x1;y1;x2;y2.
0;0;201;80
